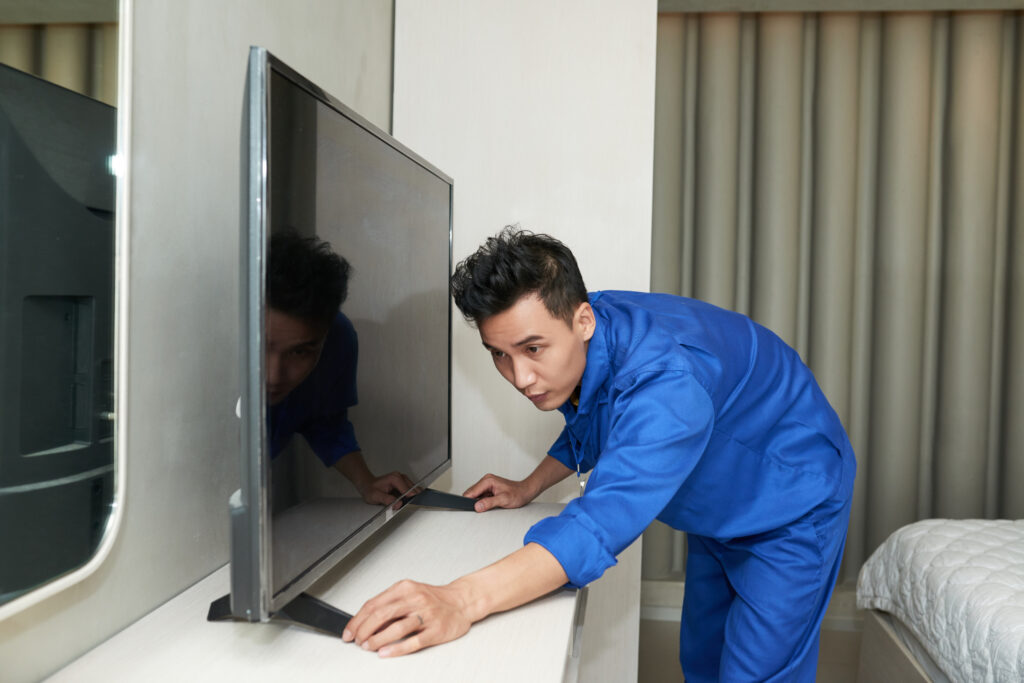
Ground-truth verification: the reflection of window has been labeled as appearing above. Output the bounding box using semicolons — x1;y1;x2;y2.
0;21;118;106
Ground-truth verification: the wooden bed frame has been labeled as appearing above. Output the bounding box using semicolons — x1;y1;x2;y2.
855;610;932;683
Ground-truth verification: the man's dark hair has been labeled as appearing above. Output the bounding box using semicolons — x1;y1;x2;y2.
268;229;351;328
450;227;588;327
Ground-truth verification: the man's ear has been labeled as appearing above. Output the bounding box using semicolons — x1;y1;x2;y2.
574;302;595;342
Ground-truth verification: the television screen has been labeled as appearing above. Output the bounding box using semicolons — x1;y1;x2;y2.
221;47;454;629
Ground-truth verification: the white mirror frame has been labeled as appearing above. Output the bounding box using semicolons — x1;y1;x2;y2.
0;0;131;622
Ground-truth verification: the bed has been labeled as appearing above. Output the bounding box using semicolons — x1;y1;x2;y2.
855;518;1024;682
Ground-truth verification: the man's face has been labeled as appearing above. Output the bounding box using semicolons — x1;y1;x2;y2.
478;294;595;411
266;308;328;406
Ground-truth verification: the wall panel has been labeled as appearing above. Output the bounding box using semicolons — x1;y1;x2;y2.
393;0;657;504
0;2;394;680
394;3;656;679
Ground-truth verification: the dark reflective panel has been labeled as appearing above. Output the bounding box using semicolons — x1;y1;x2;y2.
0;58;116;607
265;70;450;598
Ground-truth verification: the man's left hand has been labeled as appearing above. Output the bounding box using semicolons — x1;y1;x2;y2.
342;579;474;657
357;471;419;506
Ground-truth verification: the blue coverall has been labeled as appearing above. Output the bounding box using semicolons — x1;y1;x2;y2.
524;291;856;682
269;312;361;465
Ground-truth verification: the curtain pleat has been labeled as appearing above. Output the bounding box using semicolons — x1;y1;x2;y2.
41;24;91;94
649;10;1024;582
0;23;118;106
695;15;742;310
0;25;35;74
846;14;882;575
1005;26;1024;521
937;13;1003;519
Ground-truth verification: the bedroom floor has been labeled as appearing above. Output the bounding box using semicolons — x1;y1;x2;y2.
638;583;862;682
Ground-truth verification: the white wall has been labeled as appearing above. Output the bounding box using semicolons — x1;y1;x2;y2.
393;0;658;501
394;7;656;680
0;2;393;680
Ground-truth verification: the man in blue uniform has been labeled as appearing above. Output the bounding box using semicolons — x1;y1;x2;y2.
267;230;415;505
343;228;855;681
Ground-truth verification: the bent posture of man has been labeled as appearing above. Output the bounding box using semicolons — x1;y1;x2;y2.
343;228;855;681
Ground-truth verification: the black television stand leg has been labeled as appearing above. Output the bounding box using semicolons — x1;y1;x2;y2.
407;487;477;511
273;593;353;637
206;594;233;622
207;592;353;639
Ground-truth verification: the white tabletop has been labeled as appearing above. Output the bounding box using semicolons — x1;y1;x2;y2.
49;504;582;683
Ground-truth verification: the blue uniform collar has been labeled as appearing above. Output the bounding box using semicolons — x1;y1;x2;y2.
558;292;611;421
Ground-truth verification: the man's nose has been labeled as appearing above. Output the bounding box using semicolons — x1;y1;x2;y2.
512;360;534;390
266;354;281;385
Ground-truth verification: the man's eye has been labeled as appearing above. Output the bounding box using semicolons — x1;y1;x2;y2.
526;346;540;354
491;350;506;359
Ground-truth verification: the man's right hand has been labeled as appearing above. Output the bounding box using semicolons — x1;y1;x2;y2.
463;474;538;513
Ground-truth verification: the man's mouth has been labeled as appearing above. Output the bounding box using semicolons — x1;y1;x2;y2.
526;392;547;404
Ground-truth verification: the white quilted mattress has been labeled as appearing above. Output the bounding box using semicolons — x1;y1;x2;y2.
857;519;1024;683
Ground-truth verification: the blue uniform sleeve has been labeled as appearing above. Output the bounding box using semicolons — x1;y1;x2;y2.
302;410;361;467
525;370;715;587
300;314;361;467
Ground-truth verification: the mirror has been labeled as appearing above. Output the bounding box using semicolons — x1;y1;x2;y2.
0;0;121;615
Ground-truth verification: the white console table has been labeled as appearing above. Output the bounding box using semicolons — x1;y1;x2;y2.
47;503;640;682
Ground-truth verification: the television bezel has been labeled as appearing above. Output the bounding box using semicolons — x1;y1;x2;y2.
231;46;454;623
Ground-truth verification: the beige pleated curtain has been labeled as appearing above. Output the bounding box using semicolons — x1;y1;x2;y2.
0;23;118;105
647;10;1024;582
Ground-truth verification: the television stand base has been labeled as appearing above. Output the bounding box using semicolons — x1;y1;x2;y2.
207;592;352;638
407;488;477;511
207;492;474;638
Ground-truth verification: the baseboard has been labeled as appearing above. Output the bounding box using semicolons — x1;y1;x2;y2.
640;580;683;622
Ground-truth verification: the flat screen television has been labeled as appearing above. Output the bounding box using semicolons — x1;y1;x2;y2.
209;47;470;635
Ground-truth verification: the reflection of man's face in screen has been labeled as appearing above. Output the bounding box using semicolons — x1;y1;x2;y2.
266;308;327;406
